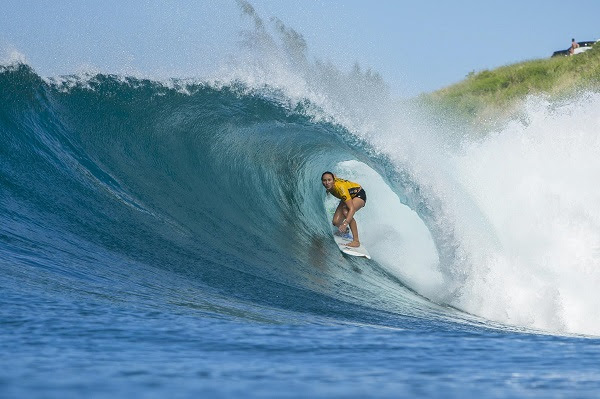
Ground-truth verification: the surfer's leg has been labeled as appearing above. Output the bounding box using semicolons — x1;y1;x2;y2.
332;201;347;228
345;197;365;247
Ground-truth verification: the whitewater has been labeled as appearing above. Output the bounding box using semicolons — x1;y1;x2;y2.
2;5;600;399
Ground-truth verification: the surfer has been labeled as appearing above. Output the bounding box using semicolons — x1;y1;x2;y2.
321;171;366;248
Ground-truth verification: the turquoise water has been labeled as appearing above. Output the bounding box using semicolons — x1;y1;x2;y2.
2;64;600;398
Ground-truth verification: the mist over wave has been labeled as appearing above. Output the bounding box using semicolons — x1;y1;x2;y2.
216;3;600;335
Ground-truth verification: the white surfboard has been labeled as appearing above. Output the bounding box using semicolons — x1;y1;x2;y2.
333;232;371;259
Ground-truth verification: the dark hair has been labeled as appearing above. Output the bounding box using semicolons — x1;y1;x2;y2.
321;171;335;179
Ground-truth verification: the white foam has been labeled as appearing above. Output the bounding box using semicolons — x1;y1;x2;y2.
441;93;600;335
0;45;28;66
357;92;600;336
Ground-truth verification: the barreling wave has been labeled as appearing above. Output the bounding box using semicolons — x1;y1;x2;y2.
0;63;464;330
3;60;600;336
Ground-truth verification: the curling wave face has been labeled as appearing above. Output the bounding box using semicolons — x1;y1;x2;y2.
3;63;600;336
0;64;462;332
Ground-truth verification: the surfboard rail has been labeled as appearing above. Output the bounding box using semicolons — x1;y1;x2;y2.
333;233;371;259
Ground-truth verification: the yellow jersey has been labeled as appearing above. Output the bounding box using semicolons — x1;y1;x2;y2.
329;178;362;201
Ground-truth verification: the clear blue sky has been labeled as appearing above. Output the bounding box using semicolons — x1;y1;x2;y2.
2;0;599;97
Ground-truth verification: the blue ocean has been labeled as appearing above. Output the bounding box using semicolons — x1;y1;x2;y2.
3;29;600;397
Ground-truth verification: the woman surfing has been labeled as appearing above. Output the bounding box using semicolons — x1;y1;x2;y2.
321;171;367;248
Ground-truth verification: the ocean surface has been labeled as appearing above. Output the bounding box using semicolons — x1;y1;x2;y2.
2;53;600;398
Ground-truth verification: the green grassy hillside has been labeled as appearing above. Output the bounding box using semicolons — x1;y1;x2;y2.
422;42;600;126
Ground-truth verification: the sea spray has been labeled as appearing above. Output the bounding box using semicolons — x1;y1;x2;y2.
444;93;600;334
221;3;600;335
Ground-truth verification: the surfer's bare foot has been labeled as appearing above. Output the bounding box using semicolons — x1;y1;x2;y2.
345;241;360;248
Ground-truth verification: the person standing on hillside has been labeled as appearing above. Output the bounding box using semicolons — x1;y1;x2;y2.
570;38;580;55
